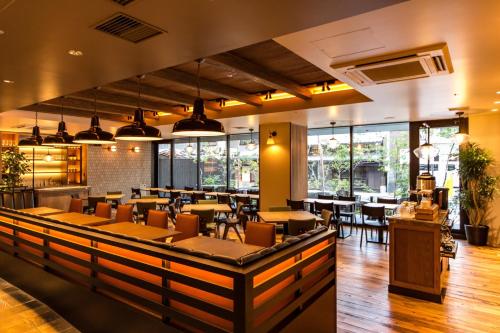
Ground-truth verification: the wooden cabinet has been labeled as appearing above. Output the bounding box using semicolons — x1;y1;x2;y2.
388;212;449;303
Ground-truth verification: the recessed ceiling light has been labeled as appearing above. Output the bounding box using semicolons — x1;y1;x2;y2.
492;108;498;112
2;79;14;84
68;49;83;56
0;30;5;35
496;91;500;94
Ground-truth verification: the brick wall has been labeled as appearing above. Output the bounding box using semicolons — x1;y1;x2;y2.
86;141;152;201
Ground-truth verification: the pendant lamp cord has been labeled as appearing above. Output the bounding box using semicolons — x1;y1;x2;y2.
60;97;64;121
196;60;201;98
35;111;38;125
137;76;141;109
93;88;97;116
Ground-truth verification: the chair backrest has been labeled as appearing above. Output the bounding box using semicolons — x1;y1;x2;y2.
184;186;194;191
226;188;237;194
190;209;215;234
147;210;169;229
149;190;159;195
197;199;217;204
69;198;83;213
314;201;334;213
115;205;134;222
191;192;206;202
247;189;259;195
95;202;112;219
107;191;122;195
217;194;231;204
172;214;199;242
361;205;385;222
164;185;173;190
286;199;304;211
22;189;35;209
245;222;276;247
269;206;291;212
318;194;334;200
338;195;356;202
377;197;398;204
88;196;106;212
320;209;333;228
287;218;316;236
202;187;213;192
170;191;181;200
131;188;142;198
235;195;250;204
137;202;157;217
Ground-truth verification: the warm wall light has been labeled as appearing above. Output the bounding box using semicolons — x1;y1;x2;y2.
267;131;277;145
132;146;140;153
108;145;117;152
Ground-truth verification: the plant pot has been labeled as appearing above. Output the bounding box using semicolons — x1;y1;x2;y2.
465;225;489;246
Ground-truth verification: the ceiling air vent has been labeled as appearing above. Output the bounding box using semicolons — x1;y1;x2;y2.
94;13;165;43
331;43;453;86
111;0;137;5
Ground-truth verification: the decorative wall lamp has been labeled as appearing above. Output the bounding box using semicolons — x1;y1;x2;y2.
132;146;141;153
267;131;277;145
108;145;117;152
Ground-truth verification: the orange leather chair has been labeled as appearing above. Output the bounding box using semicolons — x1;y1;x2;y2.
95;202;112;219
69;198;83;213
115;204;134;222
171;214;199;242
245;222;276;248
147;210;168;229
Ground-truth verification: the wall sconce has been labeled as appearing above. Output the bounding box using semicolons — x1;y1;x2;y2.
267;131;277;145
131;146;140;153
108;145;117;152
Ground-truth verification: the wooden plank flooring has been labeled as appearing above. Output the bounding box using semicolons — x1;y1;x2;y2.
336;232;500;333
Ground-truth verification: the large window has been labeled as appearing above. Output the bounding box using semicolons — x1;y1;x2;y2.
199;136;227;191
173;138;198;189
352;123;409;202
157;143;171;187
229;133;259;191
307;127;351;197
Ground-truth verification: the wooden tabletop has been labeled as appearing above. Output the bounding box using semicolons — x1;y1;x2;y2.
17;207;65;216
302;198;356;206
104;194;125;200
126;198;171;205
181;204;232;213
95;222;180;241
49;212;111;226
363;202;399;210
257;211;323;224
173;236;264;260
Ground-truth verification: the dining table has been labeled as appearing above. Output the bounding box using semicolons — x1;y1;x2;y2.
257;211;324;224
173;236;264;260
126;198;171;206
48;212;112;226
181;204;232;213
104;194;125;201
94;222;180;242
17;206;65;216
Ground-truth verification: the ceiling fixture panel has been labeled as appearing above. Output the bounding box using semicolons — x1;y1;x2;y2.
331;43;453;86
94;13;165;43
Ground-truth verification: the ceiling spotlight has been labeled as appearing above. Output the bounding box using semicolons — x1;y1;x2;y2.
0;30;5;35
68;49;83;56
2;79;14;84
496;91;500;94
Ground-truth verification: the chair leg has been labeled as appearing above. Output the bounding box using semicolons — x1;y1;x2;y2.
385;229;388;251
232;225;243;242
222;225;230;239
360;226;363;247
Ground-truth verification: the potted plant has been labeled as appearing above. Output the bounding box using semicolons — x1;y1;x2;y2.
458;142;498;245
1;147;31;188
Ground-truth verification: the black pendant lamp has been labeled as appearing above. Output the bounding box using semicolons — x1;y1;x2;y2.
18;111;44;148
115;76;162;141
172;60;225;137
42;97;79;147
73;88;115;145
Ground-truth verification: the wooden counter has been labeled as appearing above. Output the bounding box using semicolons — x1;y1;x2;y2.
388;211;449;303
35;186;90;211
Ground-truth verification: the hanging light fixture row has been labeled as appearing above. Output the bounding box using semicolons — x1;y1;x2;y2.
42;97;80;147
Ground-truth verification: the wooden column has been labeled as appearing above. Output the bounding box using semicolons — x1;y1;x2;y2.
259;122;307;211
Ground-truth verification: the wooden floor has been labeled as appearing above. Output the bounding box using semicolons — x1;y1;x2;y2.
336;231;500;333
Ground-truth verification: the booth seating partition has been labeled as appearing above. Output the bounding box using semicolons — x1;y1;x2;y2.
0;207;336;333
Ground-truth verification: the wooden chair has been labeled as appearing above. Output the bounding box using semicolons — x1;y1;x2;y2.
95;202;112;219
106;191;122;208
286;199;305;211
320;209;334;229
147;210;168;229
136;202;156;224
338;195;357;237
318;194;334;200
269;206;291;212
245;222;276;248
115;205;134;222
377;197;398;204
184;186;194;191
149;189;159;196
191;192;206;203
287;218;316;236
172;214;199;242
87;196;105;214
190;209;216;237
314;201;334;216
69;198;83;213
360;204;388;250
217;194;231;204
131;187;141;199
220;202;246;242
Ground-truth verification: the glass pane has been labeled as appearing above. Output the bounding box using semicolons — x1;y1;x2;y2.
419;126;460;230
353;123;409;202
199;136;227;191
158;143;171;187
173;139;198;189
307;127;351;197
229;133;259;191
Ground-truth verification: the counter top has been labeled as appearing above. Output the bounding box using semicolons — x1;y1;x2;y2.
35;186;90;192
388;210;448;226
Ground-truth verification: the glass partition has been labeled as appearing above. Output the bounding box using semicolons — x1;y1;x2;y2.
173;138;198;189
307;127;351;197
199;136;227;191
157;143;171;188
352;123;409;202
229;133;259;191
